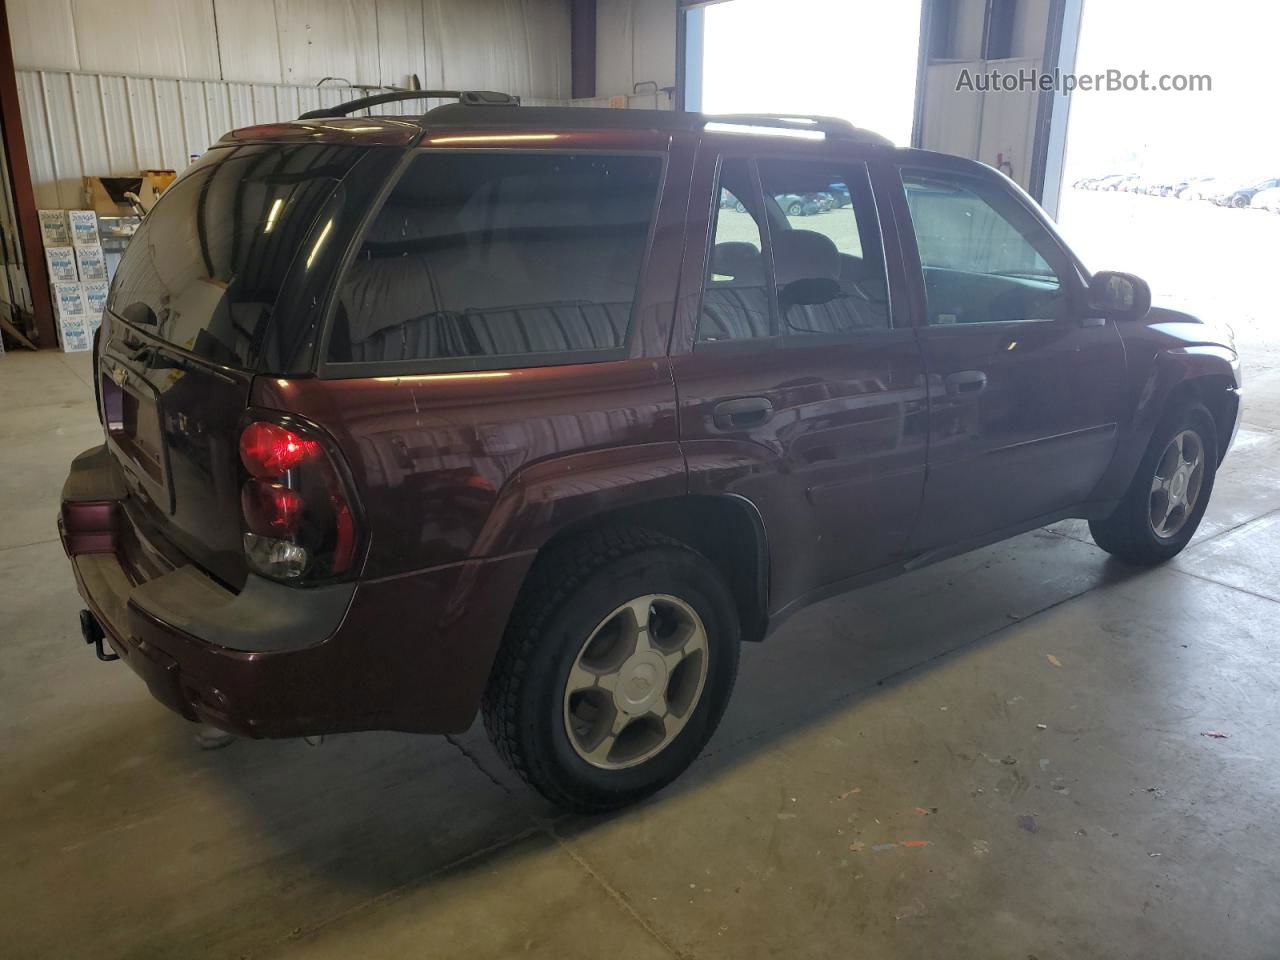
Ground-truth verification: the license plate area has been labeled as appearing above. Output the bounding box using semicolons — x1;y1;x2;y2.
101;361;166;488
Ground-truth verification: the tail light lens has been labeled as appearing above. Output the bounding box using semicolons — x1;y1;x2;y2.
238;419;360;582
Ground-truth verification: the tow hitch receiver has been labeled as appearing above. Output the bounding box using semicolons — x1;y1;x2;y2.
80;609;119;662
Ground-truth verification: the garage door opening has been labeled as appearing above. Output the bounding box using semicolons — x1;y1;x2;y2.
1056;0;1280;376
697;0;923;146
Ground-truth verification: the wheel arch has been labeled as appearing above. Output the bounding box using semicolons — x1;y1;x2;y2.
1093;346;1239;502
509;493;771;646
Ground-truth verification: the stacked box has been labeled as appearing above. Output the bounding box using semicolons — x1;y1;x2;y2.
52;281;88;317
82;279;109;318
57;316;92;352
40;210;107;352
69;210;99;246
38;209;71;246
75;244;108;281
53;281;96;353
45;245;78;282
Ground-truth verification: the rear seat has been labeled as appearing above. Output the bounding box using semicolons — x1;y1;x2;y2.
775;229;886;332
699;242;771;341
336;200;641;361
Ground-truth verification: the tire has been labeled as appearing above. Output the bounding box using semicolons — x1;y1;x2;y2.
1088;402;1218;565
1232;195;1249;209
788;202;803;216
482;527;740;813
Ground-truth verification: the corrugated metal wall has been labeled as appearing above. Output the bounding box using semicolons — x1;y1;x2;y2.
6;0;572;93
9;0;578;209
19;71;357;208
16;69;671;211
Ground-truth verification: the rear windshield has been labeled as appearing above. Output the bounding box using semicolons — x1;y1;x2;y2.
326;151;664;369
109;143;364;369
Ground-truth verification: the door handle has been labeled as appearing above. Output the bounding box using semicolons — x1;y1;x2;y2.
713;396;774;430
944;370;988;396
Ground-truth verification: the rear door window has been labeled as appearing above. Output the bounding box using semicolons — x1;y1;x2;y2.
757;158;891;334
108;143;363;369
327;151;664;369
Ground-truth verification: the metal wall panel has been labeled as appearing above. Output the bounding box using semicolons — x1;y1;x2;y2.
595;0;676;103
212;0;285;84
13;0;582;208
523;0;571;101
70;0;221;79
17;71;392;208
376;0;434;89
10;0;572;95
7;0;79;72
274;0;381;86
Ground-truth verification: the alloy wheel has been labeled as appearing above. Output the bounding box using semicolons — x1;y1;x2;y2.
1150;429;1205;539
563;595;710;770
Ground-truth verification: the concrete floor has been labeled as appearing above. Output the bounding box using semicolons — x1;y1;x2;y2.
3;346;1280;960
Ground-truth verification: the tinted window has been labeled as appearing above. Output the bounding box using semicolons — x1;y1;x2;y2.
902;170;1069;325
327;152;663;365
758;158;890;334
699;158;772;342
109;143;361;368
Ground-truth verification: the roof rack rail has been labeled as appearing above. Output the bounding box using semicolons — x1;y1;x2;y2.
703;113;892;147
299;89;519;120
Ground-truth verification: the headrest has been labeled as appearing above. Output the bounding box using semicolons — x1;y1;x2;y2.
773;229;840;286
710;242;764;282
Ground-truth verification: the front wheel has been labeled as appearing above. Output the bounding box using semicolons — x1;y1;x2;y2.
1089;402;1217;565
483;528;740;812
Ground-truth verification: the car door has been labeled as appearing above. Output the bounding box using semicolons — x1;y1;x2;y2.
671;140;929;613
893;160;1127;553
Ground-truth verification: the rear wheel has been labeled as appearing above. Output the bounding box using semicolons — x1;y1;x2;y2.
1089;402;1217;565
788;202;803;216
483;528;740;813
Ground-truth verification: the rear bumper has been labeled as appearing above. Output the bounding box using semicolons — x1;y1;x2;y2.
60;445;533;738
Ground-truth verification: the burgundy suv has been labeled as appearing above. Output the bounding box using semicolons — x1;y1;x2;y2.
59;92;1241;811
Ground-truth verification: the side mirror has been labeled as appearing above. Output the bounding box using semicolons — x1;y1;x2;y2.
779;276;842;312
1088;271;1151;322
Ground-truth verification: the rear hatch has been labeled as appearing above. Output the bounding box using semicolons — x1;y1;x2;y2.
99;140;372;589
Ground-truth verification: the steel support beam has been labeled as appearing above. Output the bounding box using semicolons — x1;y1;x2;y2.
571;0;597;100
0;0;54;346
1029;0;1084;218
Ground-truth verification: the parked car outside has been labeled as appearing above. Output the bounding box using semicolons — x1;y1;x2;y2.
1251;187;1280;213
804;191;835;211
1103;174;1140;192
826;182;851;207
59;95;1242;812
774;192;821;216
1217;177;1280;208
1083;174;1124;190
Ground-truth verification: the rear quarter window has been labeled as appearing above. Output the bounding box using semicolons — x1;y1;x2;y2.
325;151;664;370
108;143;364;369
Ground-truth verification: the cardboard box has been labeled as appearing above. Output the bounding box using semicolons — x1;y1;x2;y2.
75;245;108;281
69;209;100;246
45;246;79;282
52;281;88;318
58;314;93;353
83;279;109;318
39;209;71;246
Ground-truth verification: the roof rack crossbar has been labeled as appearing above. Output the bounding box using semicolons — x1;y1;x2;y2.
299;89;519;120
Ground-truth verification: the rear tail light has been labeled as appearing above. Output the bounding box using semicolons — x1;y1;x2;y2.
237;418;361;582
